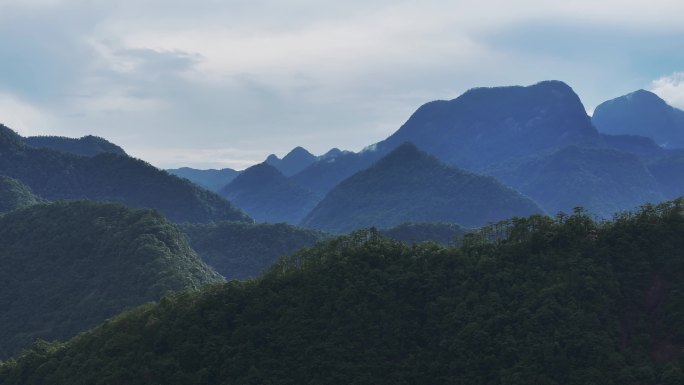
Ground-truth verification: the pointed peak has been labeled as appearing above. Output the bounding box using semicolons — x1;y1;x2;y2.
265;154;280;164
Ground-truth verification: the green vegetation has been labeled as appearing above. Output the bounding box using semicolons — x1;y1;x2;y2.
379;221;467;245
24;135;127;157
5;199;684;384
0;124;250;223
302;143;542;232
180;221;328;280
0;201;223;360
0;176;45;214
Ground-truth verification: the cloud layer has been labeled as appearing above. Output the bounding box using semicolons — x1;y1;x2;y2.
1;0;683;168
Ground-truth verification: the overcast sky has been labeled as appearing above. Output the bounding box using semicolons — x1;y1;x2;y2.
1;0;683;169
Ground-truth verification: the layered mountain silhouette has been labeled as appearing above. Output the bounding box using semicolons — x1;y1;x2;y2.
0;175;45;214
221;162;320;224
0;200;223;360
301;143;543;232
265;146;318;176
592;89;684;149
493;146;664;217
167;167;239;192
0;124;250;223
291;81;602;197
24;135;127;157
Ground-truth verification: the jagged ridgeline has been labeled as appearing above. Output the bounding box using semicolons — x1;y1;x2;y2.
5;200;684;384
0;124;250;223
0;201;223;360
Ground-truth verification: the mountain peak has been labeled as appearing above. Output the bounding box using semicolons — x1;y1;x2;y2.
302;142;542;232
379;80;596;170
593;89;684;148
231;162;286;186
264;146;317;176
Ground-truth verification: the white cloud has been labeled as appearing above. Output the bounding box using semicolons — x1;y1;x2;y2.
1;0;684;168
0;94;54;136
650;72;684;109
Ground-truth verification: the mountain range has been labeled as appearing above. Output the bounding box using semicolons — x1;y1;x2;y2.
0;124;250;224
160;80;684;226
301;143;543;232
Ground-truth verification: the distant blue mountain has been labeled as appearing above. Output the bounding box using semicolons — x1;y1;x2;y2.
378;80;600;170
592;89;684;149
221;162;320;224
301;143;543;233
167;167;239;192
492;146;664;217
292;81;601;197
265;146;317;176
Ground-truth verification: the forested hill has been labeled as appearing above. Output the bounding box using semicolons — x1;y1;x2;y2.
301;143;543;232
0;201;223;360
0;176;45;214
6;200;684;384
0;124;250;223
23;135;127;157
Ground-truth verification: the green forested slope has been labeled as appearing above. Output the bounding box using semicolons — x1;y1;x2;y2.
180;221;327;280
0;201;223;360
379;221;467;245
0;176;45;214
4;200;684;383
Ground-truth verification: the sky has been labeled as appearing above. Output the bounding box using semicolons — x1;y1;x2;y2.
0;0;683;169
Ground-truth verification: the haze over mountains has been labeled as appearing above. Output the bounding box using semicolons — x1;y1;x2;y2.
3;79;684;383
164;80;684;227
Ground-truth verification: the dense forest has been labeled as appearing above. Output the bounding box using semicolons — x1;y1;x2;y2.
0;201;223;360
0;176;45;214
4;200;684;384
180;221;328;280
379;221;467;245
